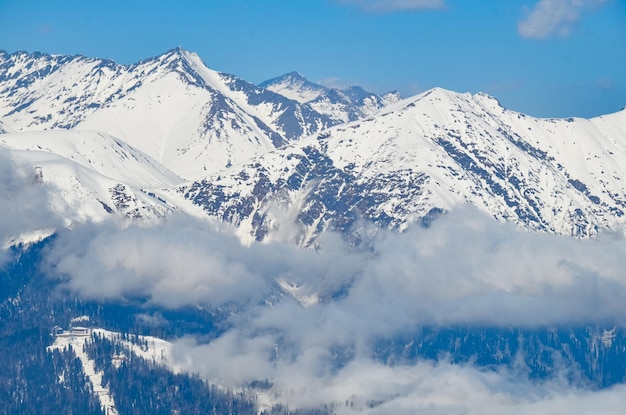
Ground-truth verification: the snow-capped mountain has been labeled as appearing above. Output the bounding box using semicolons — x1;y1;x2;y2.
178;88;626;244
0;49;398;179
0;49;276;178
260;71;401;123
2;48;626;244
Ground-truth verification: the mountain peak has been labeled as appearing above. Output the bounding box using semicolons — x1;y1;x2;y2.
283;71;307;81
138;47;214;90
259;71;327;103
340;85;373;103
414;88;506;114
158;46;193;63
408;87;493;107
259;71;314;89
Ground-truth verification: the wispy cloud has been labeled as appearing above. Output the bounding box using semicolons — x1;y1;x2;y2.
518;0;610;40
335;0;446;13
317;76;348;90
172;340;626;414
0;147;61;263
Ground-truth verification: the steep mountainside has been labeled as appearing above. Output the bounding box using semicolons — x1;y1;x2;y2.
178;88;626;244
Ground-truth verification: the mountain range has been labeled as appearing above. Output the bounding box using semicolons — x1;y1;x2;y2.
2;47;625;245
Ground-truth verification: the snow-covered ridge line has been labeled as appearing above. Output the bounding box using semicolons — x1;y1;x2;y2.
1;129;182;188
0;126;212;231
0;48;399;179
2;228;55;250
259;70;402;123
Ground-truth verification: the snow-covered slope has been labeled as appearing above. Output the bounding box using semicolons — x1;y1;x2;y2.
260;71;402;123
177;88;626;244
49;326;179;415
0;130;181;188
10;148;172;223
0;49;280;178
0;130;182;224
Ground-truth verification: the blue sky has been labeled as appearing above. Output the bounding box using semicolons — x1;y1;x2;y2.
0;0;624;118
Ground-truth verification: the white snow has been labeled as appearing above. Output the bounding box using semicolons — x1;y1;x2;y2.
48;325;189;414
0;129;182;188
75;63;277;179
47;325;283;413
0;49;283;179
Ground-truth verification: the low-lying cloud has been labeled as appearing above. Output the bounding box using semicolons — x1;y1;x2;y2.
171;340;626;414
46;218;270;307
46;206;626;326
42;206;626;412
0;147;60;264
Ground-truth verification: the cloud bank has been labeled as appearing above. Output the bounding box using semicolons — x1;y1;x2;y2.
518;0;610;39
42;207;626;412
46;207;626;327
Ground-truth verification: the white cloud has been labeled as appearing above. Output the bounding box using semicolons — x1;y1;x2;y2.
595;78;614;90
41;204;626;412
44;213;361;309
518;0;610;39
45;217;272;308
0;147;61;263
46;206;626;326
336;0;446;13
169;345;626;414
